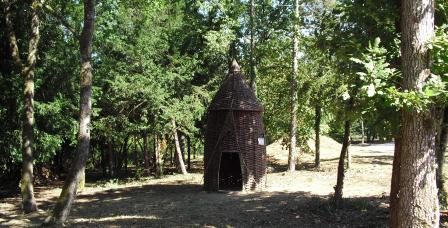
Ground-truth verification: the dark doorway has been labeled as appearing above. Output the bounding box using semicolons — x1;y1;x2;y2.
219;152;242;190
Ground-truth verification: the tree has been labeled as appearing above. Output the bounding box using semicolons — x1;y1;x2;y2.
314;101;321;168
142;131;151;174
172;118;187;175
43;0;95;224
288;0;299;172
3;0;41;213
390;136;401;227
324;0;400;206
154;134;163;177
398;0;439;227
249;0;257;94
333;112;352;206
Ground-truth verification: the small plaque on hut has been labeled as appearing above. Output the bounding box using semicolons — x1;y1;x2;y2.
258;137;265;145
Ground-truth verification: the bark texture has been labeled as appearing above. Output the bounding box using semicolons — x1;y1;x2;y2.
43;0;95;224
398;0;439;226
360;119;365;144
333;120;351;207
172;119;188;175
390;137;402;228
154;134;163;177
288;0;299;172
4;0;41;213
143;131;150;174
107;141;114;177
187;136;191;171
314;103;321;168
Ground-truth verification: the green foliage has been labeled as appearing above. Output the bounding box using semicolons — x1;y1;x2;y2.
352;31;448;112
322;0;401;140
350;38;399;100
430;25;448;79
0;0;429;180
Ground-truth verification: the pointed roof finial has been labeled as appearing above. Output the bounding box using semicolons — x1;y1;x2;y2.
230;59;241;72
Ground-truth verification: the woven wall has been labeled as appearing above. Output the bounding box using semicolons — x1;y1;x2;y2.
204;60;267;191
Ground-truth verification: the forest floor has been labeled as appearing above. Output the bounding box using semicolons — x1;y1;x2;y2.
0;136;436;227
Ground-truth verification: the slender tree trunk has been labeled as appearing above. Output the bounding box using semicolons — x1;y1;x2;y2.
180;133;186;162
288;0;299;172
437;107;448;207
4;0;41;213
361;118;365;144
314;103;321;168
21;60;39;212
333;120;351;207
170;144;174;165
398;0;439;227
133;136;138;168
172;119;187;175
193;147;196;159
193;140;196;159
154;134;162;177
123;137;129;175
249;0;257;94
43;1;95;224
187;136;191;171
107;141;114;177
390;137;402;228
142;131;150;174
101;144;107;177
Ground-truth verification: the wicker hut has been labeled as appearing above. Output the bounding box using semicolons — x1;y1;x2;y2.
204;60;267;191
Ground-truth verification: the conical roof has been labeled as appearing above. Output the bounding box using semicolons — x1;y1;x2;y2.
209;60;263;111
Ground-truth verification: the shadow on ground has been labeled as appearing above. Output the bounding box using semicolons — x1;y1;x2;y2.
1;183;389;227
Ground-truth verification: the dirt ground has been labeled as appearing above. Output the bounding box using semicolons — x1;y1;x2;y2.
0;137;420;227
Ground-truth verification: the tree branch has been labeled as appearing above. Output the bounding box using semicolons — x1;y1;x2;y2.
43;3;81;41
3;0;24;69
23;0;41;76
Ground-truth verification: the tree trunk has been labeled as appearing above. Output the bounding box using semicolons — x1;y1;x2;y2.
187;136;191;171
180;133;186;162
398;0;439;227
193;140;196;159
390;137;402;228
133;136;138;169
333;120;351;207
437;107;448;207
43;0;95;224
288;0;299;172
143;131;150;174
122;137;129;175
154;134;162;177
172;119;188;175
170;144;174;165
107;141;114;177
249;0;257;95
4;0;41;213
361;118;365;144
314;103;321;168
